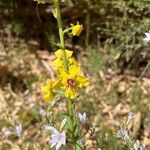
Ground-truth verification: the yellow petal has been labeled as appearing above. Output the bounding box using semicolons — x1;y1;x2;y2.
65;88;78;99
41;79;60;101
41;85;50;93
52;58;64;70
58;70;68;86
43;93;54;101
76;76;90;87
69;65;80;77
68;58;78;66
72;24;83;36
52;80;61;90
46;79;53;86
55;49;73;59
41;79;53;93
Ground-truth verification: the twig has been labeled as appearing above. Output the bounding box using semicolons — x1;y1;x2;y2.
36;4;43;25
139;60;150;79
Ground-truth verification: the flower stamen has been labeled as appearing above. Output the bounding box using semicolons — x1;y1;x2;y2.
67;79;75;86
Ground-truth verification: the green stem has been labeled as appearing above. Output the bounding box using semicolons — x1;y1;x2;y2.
68;100;78;150
54;0;64;47
54;0;77;149
54;0;68;71
54;0;81;150
54;0;72;118
68;99;73;117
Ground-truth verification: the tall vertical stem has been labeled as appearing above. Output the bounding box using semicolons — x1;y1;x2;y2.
54;1;76;149
54;0;68;71
54;0;64;48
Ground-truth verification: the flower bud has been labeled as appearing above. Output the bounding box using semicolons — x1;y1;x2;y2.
60;118;67;131
72;23;83;36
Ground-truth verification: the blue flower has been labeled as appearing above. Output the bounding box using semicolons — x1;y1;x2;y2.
130;140;146;150
127;112;135;125
49;127;66;150
2;127;12;137
15;124;22;137
78;112;87;124
115;127;129;141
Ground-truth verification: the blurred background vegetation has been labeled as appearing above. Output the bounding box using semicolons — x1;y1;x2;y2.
1;0;150;74
0;0;150;149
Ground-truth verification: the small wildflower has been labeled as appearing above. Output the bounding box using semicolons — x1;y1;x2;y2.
115;127;130;141
39;108;47;117
52;49;75;70
127;112;136;124
14;124;22;137
58;65;89;99
41;79;60;101
49;127;66;150
72;22;83;36
143;31;150;43
2;127;12;137
78;112;87;124
130;140;146;150
53;57;77;71
53;58;64;70
55;49;73;59
140;145;146;150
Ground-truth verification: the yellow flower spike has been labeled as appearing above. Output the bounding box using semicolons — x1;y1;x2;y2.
72;23;83;36
58;64;90;99
41;79;60;101
55;49;73;59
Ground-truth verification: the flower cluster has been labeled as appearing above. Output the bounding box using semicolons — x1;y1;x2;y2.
2;124;22;137
130;140;146;150
42;47;89;100
115;113;147;149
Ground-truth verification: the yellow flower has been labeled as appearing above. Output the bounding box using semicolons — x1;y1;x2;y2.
34;0;46;4
58;65;89;99
53;57;77;70
55;49;73;59
65;87;78;99
52;58;64;70
52;49;77;70
41;79;60;101
72;23;83;36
